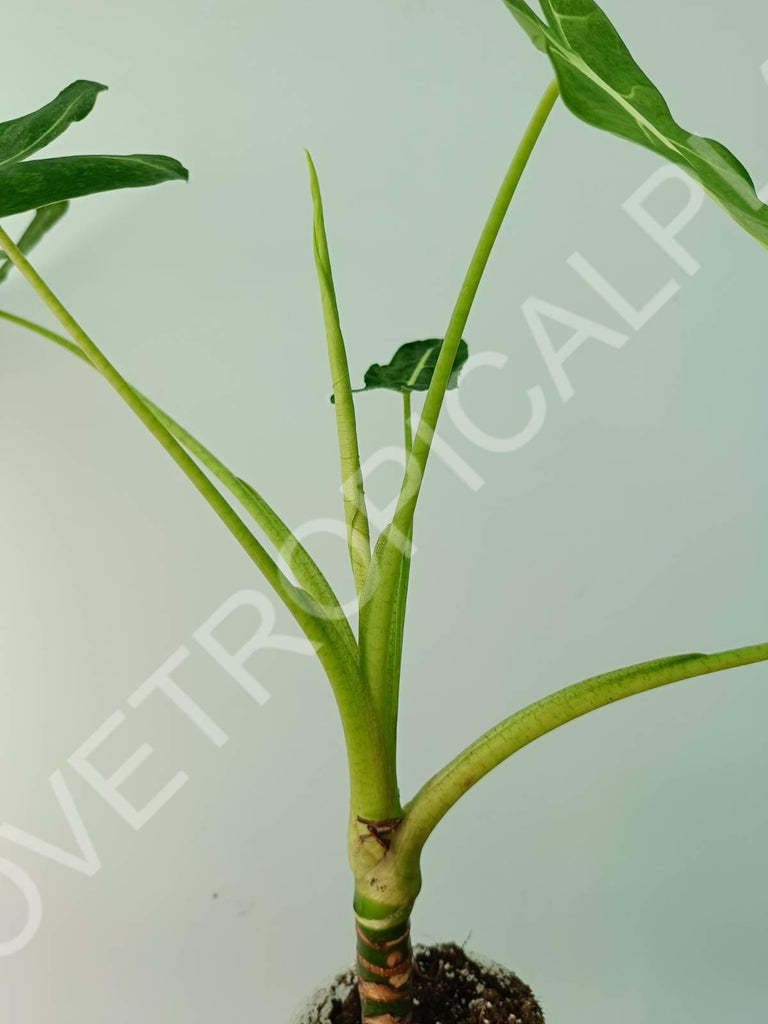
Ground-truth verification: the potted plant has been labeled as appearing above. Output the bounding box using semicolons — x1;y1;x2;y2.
1;1;765;1021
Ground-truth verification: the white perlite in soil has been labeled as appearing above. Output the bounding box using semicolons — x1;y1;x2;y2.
290;946;531;1024
290;966;356;1024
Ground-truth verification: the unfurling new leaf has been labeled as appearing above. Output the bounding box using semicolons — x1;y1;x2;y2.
501;0;768;247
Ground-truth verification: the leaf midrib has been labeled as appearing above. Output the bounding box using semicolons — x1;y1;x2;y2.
405;346;435;388
547;35;688;162
0;95;88;169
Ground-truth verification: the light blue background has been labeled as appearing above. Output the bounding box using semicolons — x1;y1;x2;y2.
1;1;766;1021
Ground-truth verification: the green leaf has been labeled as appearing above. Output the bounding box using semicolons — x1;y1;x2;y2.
0;201;69;284
0;155;189;218
0;83;186;220
0;81;106;168
344;338;469;400
501;0;768;246
503;0;548;50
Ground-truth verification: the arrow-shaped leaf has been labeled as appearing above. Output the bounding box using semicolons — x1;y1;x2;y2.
501;0;768;246
345;338;469;399
0;201;69;284
0;81;106;168
0;155;188;219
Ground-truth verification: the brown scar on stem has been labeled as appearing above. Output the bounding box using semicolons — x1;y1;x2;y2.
357;950;413;981
357;816;403;849
359;980;407;1003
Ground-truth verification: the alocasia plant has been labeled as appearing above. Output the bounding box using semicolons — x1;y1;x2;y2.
1;2;766;1020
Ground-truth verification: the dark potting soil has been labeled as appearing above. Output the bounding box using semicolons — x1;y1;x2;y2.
317;943;545;1024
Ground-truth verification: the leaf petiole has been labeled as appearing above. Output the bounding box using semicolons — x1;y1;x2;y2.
360;78;560;736
393;643;768;865
403;391;413;457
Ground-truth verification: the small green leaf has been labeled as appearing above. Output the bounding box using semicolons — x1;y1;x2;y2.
0;201;69;284
0;81;106;168
501;0;768;247
0;155;189;218
340;338;469;402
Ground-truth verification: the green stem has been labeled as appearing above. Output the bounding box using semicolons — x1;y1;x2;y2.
142;411;356;642
357;395;416;772
0;308;353;643
362;79;560;727
392;642;768;866
393;78;559;544
0;308;84;352
0;228;394;818
381;392;414;755
0;231;284;594
0;292;309;626
402;391;413;456
355;913;414;1024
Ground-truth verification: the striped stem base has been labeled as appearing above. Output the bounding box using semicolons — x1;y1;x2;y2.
355;916;413;1024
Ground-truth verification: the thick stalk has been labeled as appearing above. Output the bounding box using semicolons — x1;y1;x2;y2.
348;813;420;1021
355;914;414;1024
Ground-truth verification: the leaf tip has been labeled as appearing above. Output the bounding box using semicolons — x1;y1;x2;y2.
155;155;190;183
304;148;319;188
79;80;109;94
64;79;109;120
